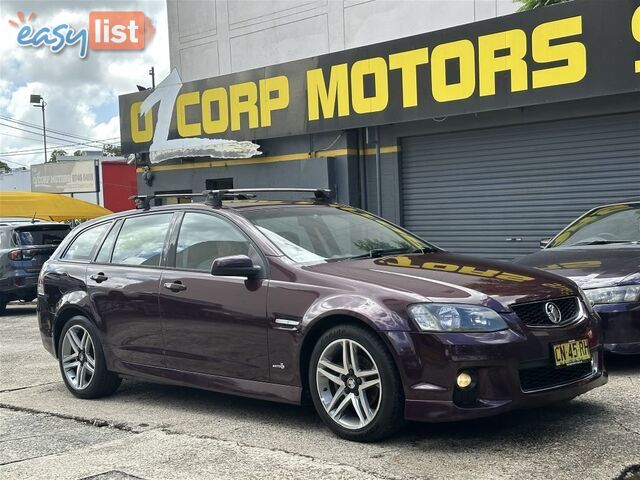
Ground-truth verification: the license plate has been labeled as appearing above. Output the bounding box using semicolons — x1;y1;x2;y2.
553;339;591;367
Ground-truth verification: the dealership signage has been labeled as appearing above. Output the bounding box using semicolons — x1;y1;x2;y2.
31;161;98;193
119;0;640;154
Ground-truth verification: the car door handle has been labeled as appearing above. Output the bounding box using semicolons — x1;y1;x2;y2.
163;281;187;292
505;238;523;242
90;273;108;283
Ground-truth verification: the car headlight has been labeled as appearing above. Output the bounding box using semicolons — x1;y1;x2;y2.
583;285;640;305
407;303;508;332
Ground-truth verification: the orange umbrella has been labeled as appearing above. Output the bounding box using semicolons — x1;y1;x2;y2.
0;192;112;221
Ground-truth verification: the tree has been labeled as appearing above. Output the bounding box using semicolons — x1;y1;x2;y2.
0;160;9;172
73;150;84;156
516;0;571;11
102;143;122;157
49;149;67;162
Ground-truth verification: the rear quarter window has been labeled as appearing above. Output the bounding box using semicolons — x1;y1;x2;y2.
63;223;111;262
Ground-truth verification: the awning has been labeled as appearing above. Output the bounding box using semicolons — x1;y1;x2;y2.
0;192;112;221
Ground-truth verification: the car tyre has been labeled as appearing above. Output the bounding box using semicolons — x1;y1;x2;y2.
58;315;121;399
309;324;405;442
0;297;7;316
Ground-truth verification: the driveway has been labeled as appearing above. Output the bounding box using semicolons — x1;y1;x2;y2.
1;303;639;479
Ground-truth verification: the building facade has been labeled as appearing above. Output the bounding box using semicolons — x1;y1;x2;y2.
0;169;31;192
122;0;640;260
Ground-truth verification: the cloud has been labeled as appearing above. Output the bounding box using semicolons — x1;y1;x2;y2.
0;0;169;168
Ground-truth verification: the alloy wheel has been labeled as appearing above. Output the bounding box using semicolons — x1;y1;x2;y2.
61;325;96;390
315;339;382;430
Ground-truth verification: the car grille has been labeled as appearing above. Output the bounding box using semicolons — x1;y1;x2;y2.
519;361;593;392
511;297;581;327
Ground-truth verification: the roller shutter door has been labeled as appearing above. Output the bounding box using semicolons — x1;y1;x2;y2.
400;112;640;260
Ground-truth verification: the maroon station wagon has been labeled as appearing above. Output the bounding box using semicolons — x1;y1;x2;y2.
37;188;607;442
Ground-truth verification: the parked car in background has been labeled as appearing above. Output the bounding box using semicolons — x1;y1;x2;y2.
38;189;606;442
518;200;640;355
0;221;71;314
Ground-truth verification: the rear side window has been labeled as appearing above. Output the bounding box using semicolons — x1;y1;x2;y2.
63;223;110;261
111;214;173;266
14;226;70;247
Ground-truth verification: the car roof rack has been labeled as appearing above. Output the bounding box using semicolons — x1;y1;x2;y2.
130;188;332;210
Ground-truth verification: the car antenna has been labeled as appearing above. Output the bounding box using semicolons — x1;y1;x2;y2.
31;211;37;223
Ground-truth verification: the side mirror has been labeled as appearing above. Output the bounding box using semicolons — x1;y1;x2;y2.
539;238;551;249
211;255;261;278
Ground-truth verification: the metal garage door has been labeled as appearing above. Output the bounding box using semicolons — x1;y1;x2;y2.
400;112;640;260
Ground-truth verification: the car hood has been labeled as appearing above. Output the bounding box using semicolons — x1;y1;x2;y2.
305;252;580;311
517;245;640;289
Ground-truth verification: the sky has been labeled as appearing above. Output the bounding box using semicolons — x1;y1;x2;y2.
0;0;170;169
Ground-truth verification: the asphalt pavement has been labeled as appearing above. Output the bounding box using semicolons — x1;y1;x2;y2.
1;303;639;480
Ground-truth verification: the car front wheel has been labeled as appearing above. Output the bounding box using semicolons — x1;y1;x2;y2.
58;316;121;399
309;324;404;442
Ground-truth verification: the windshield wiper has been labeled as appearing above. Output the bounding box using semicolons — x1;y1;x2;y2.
339;246;435;261
571;240;637;246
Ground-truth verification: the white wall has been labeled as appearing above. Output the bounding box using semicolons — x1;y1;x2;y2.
0;169;31;192
167;0;518;82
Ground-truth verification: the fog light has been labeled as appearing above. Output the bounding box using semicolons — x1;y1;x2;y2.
456;372;473;389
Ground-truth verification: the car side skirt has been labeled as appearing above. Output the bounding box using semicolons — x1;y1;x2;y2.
116;360;303;405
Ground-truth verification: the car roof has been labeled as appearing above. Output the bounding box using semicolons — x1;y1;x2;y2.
76;199;342;229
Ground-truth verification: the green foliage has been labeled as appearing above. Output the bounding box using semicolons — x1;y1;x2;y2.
0;160;9;172
49;149;68;162
102;144;122;157
516;0;571;12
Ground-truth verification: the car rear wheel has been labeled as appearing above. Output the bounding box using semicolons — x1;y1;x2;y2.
309;324;404;442
58;316;121;399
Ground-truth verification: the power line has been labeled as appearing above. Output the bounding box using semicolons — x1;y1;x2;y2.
0;130;43;141
0;114;110;143
0;138;120;157
0;125;92;146
0;157;30;168
0;121;118;149
0;129;119;156
0;132;118;156
0;139;120;157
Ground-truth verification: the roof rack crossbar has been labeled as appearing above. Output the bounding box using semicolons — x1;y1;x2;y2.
130;192;210;210
130;188;332;209
202;188;332;207
129;194;156;211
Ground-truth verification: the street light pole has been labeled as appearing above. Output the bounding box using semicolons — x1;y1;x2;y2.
30;94;47;163
149;66;155;89
40;101;47;164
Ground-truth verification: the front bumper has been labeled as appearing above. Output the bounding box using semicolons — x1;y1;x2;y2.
385;312;607;423
596;303;640;355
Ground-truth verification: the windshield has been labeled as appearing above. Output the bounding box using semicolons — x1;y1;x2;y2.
243;205;434;263
548;203;640;248
13;225;70;247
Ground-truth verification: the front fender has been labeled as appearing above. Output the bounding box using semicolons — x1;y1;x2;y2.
300;293;412;333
